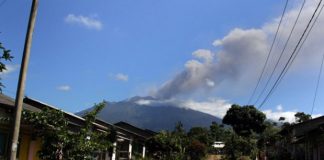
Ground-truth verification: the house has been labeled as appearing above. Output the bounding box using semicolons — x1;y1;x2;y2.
0;94;155;160
0;94;42;160
285;116;324;160
212;141;225;149
113;122;156;159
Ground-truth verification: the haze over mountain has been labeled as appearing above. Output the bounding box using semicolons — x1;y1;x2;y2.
77;96;222;131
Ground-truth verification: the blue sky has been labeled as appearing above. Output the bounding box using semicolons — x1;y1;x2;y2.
1;0;324;122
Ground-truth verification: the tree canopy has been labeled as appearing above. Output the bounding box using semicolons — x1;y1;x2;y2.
222;104;266;137
0;41;13;90
146;121;230;160
294;112;311;123
22;102;114;160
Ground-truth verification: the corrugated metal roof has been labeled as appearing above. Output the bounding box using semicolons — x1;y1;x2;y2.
0;94;39;112
0;94;155;141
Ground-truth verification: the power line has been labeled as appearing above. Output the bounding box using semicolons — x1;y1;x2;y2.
311;53;324;116
258;0;324;109
271;1;324;100
259;0;323;108
247;0;290;105
285;2;324;74
253;0;306;105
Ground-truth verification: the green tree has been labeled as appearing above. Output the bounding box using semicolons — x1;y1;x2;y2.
274;121;294;160
223;132;255;160
146;130;171;159
257;121;281;160
279;117;285;122
187;127;209;159
294;112;311;123
23;107;68;160
222;104;266;159
223;104;266;137
187;140;207;160
0;42;13;90
146;122;188;160
170;122;188;160
23;102;113;160
208;122;230;155
67;102;113;159
209;122;227;142
188;127;209;145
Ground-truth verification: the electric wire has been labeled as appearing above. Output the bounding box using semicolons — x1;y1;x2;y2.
268;2;324;102
259;0;323;108
253;0;306;105
247;0;289;105
258;0;324;108
311;53;324;116
285;2;324;75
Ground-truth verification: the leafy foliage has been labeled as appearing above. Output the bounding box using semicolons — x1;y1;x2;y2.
0;42;13;90
222;104;269;159
146;121;230;160
22;102;114;160
67;102;113;159
188;126;214;159
223;133;256;160
223;104;266;137
22;107;69;160
294;112;311;123
279;117;285;121
188;127;209;145
187;139;207;160
146;122;188;160
146;105;311;159
209;121;226;142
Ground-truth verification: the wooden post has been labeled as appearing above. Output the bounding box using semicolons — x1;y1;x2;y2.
9;0;38;159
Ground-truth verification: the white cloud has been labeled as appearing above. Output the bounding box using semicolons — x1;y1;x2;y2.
133;97;231;118
115;73;128;82
263;108;297;123
179;98;231;118
0;64;20;76
135;99;152;105
133;97;322;123
263;104;322;123
206;79;215;87
177;99;300;122
262;110;322;123
57;85;71;91
65;14;102;30
182;101;322;123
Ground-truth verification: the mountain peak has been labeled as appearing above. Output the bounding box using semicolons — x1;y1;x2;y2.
77;97;221;131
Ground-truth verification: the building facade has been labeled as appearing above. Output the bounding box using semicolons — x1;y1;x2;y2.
0;94;155;160
286;116;324;160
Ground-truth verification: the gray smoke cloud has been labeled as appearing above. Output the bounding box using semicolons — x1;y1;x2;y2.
152;0;324;100
137;0;324;121
154;29;268;99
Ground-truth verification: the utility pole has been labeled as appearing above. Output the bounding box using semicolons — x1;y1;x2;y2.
10;0;38;159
